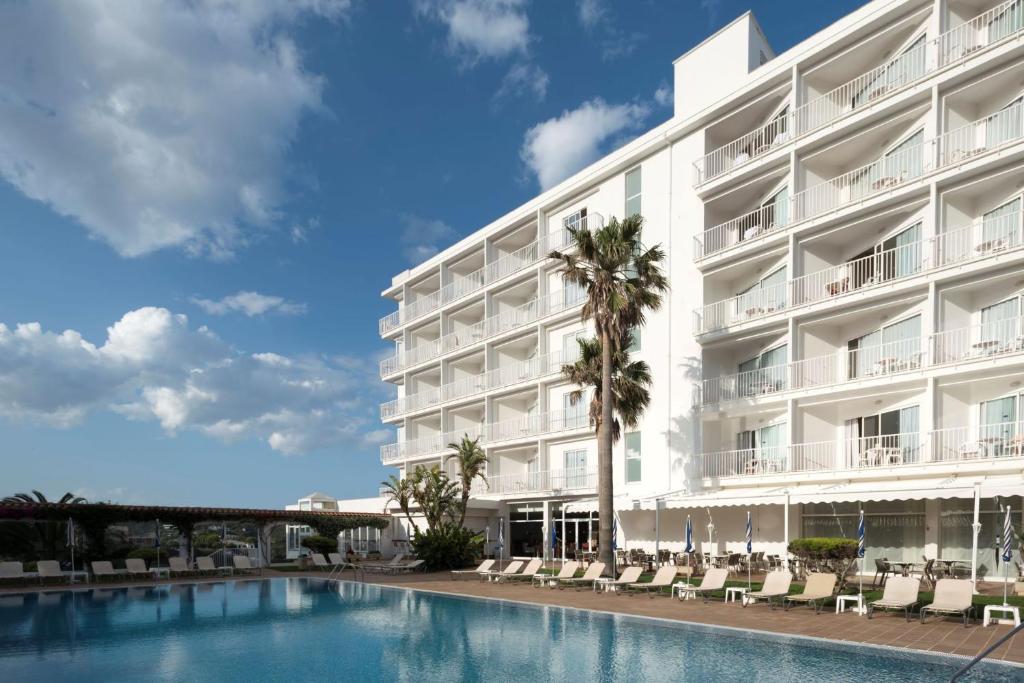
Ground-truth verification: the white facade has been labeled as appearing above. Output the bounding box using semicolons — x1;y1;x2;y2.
363;0;1024;577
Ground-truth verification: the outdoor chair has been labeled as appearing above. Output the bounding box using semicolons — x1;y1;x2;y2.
727;553;742;575
558;562;606;590
0;562;25;584
328;552;346;567
867;575;920;621
783;572;837;613
168;557;193;577
91;561;121;582
309;553;331;571
677;568;728;603
624;566;677;597
196;556;230;576
533;561;578;588
483;561;524;582
451;559;495;580
742;570;792;609
124;558;151;580
920;579;974;627
36;560;68;584
232;555;257;575
386;559;425;574
911;558;935;590
363;554;405;573
496;558;543;583
873;558;892;587
607;566;643;594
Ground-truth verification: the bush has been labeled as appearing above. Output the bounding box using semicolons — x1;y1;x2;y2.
787;537;858;560
412;524;482;571
300;535;338;557
125;547;168;566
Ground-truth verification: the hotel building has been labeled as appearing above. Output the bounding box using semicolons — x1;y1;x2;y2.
337;0;1024;581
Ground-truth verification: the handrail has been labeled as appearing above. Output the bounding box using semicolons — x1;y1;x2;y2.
327;561;365;582
949;620;1024;681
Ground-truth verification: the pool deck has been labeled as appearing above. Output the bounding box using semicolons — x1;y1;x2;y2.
3;569;1021;666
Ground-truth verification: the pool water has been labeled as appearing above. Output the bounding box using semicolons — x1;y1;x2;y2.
0;578;1020;682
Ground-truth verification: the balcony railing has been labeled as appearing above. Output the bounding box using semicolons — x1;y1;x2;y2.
483;467;597;496
380;406;591;464
695;208;1024;336
378;215;601;335
692;0;1024;186
700;424;1023;479
379;287;587;376
932;316;1024;366
695;84;1024;263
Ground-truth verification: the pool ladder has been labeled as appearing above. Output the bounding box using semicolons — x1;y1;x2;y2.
950;620;1023;681
327;562;365;583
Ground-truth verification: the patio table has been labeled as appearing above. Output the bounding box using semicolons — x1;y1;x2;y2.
888;561;914;576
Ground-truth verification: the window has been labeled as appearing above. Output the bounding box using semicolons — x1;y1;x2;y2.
625;167;642;218
624;432;641;483
878;222;922;280
563;449;588;488
847;315;922;378
735;266;787;317
981;198;1021;247
979;394;1023;454
986;96;1023;148
852;35;926;108
737;344;787;396
981;297;1020;348
626;327;641;353
845;406;921;465
563;279;586;307
884;129;924;182
563;207;588;230
989;1;1024;42
563;391;587;429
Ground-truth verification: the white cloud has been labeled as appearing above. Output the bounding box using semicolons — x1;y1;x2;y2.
399;213;458;263
494;62;549;103
520;98;650;190
416;0;530;63
576;0;607;30
575;0;643;61
191;291;308;317
0;307;385;456
654;81;673;108
0;1;347;258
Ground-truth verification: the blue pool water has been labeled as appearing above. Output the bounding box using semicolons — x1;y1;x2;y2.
0;578;1020;682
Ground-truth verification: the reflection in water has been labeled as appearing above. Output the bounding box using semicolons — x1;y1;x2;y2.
0;578;1016;682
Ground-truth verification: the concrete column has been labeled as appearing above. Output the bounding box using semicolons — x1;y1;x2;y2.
783;495;791;573
542;499;551;561
924;499;941;560
971;484;981;589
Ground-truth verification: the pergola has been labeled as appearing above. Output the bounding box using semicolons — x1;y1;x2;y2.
0;502;390;566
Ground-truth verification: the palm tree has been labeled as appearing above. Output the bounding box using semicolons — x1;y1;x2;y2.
445;435;489;528
379;475;418;531
550;214;667;573
563;335;653;443
1;490;88;560
409;465;461;530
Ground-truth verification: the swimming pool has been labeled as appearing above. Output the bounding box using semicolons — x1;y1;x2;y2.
0;578;1019;681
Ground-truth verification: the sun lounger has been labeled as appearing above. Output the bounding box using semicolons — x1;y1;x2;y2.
309;553;331;571
920;579;974;627
385;559;425;574
867;575;920;621
362;554;405;573
742;571;792;609
607;566;644;594
533;561;579;587
124;558;151;580
91;561;122;582
232;555;257;575
451;559;495;580
196;556;231;576
168;557;193;577
36;560;68;584
496;558;544;583
558;562;606;590
328;553;347;567
676;568;728;602
625;566;678;597
484;560;524;582
784;572;837;613
0;561;25;584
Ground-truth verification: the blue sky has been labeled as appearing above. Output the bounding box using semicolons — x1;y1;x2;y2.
0;0;863;508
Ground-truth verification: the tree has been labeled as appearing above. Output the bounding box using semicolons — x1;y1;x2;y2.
445;435;488;527
380;474;418;531
1;490;88;560
549;214;668;574
409;465;460;531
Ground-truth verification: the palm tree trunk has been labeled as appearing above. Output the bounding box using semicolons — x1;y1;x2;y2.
458;492;468;528
598;328;615;576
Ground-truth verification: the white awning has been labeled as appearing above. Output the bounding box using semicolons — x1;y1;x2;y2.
624;486;791;511
787;481;978;505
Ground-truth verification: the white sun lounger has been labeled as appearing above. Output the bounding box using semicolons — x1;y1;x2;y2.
533;561;579;588
36;560;69;584
232;556;257;575
742;571;792;609
867;575;920;622
309;553;331;571
496;558;543;583
0;562;25;583
920;579;974;627
124;558;151;580
677;568;729;603
625;566;678;597
784;572;837;613
91;561;124;582
484;560;524;582
607;566;644;594
451;559;495;580
558;562;606;590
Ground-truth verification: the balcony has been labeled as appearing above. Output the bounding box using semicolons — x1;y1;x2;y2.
481;468;597;497
380;407;591;465
692;0;1024;186
379;287;587;377
700;424;1024;480
695;206;1024;336
378;213;603;336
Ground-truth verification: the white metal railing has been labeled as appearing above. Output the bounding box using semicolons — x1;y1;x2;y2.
379;287;586;376
792;240;925;307
932;316;1024;365
694;204;788;262
483;467;597;495
931;422;1024;462
380;387;441;420
378;214;601;335
692;0;1024;186
698;364;789;405
695;280;788;334
844;432;925;468
934;210;1023;266
846;336;926;379
937;100;1024;166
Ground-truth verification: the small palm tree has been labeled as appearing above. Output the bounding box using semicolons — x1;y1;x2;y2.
379;475;417;531
409;465;461;530
550;214;667;573
445;435;488;528
2;490;88;505
1;490;88;560
563;335;653;443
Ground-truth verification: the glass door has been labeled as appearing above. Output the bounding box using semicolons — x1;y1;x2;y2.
563;449;588;488
877;222;921;280
980;297;1019;349
981;198;1021;248
880;314;922;369
989;1;1024;43
885;130;924;182
980;396;1018;455
986;96;1023;149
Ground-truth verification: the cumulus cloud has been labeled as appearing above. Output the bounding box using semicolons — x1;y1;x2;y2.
191;291;308;317
520;98;650;190
494;62;549;103
576;0;607;30
0;1;347;258
654;81;673;108
399;213;458;263
575;0;644;61
0;307;386;455
415;0;530;63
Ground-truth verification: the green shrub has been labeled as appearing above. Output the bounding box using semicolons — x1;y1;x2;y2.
411;524;482;571
300;535;338;557
787;537;858;560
